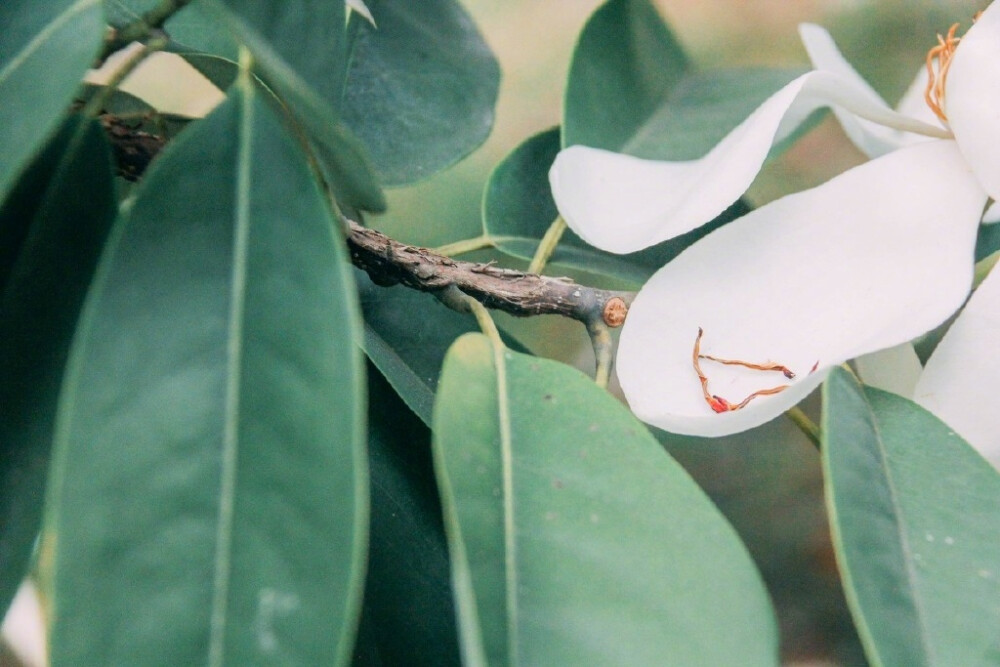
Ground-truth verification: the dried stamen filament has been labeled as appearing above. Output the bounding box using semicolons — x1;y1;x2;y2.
693;327;796;414
705;384;794;414
699;353;796;379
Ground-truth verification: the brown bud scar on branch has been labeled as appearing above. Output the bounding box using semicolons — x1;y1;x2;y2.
602;297;628;327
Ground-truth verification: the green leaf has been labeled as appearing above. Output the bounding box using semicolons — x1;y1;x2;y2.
112;1;387;210
42;71;368;664
359;275;464;425
564;0;803;158
358;272;529;426
0;117;116;611
216;0;346;109
106;0;239;89
975;221;1000;263
433;333;779;665
563;0;688;150
482;127;749;287
353;369;460;666
341;0;500;185
197;2;385;212
106;0;236;54
0;0;104;203
108;0;344;104
822;368;1000;667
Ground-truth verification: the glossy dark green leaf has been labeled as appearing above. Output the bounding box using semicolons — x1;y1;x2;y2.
341;0;500;185
0;117;116;612
161;0;385;212
822;368;1000;667
358;274;460;424
107;0;336;100
482;127;749;287
433;333;779;665
106;0;236;54
563;0;688;150
216;0;345;109
0;0;104;202
126;0;241;90
357;272;529;426
112;0;386;210
42;71;368;664
564;0;803;158
352;369;460;667
975;221;1000;262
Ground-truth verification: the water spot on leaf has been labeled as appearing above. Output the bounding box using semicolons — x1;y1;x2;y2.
255;589;300;653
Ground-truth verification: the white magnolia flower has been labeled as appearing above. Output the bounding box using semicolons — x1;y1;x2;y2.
549;4;1000;444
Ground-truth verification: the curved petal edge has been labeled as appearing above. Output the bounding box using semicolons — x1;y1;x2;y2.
616;139;986;437
550;69;949;255
914;265;1000;468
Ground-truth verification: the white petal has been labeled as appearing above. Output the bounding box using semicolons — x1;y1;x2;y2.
551;71;948;254
346;0;376;26
854;343;923;397
800;23;927;157
1;581;47;667
914;265;1000;468
617;140;986;437
984;200;1000;224
947;1;1000;200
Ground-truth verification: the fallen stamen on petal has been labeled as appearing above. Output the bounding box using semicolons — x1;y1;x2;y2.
699;353;796;379
693;327;717;409
925;22;962;123
692;328;796;413
727;384;793;411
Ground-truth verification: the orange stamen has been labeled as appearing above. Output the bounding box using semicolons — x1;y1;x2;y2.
924;23;961;123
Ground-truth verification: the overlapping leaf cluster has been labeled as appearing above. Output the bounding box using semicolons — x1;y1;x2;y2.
0;0;997;665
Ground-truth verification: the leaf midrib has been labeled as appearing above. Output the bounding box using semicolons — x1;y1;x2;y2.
490;340;519;664
866;401;937;666
207;61;254;666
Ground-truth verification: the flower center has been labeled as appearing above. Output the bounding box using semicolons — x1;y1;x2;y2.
924;14;979;124
692;328;804;414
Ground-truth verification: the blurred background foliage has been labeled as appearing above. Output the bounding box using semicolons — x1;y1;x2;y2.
72;2;988;665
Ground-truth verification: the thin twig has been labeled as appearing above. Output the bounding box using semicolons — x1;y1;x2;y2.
98;0;196;65
585;319;614;389
785;406;821;448
84;36;169;120
346;219;634;325
435;235;495;257
452;289;505;349
527;216;567;274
